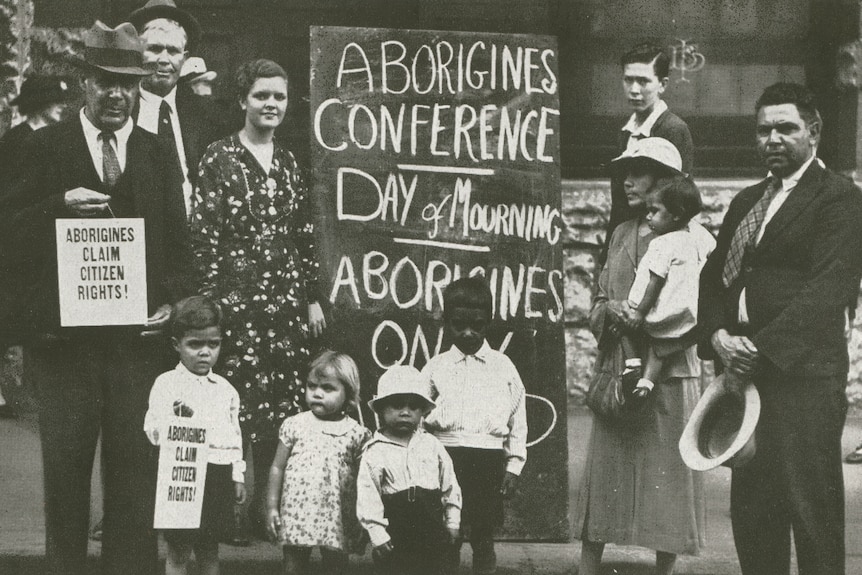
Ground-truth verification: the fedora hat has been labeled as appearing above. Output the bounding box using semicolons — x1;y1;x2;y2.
180;56;217;84
11;76;70;112
130;0;201;49
368;365;435;413
679;374;760;471
609;137;684;177
78;21;152;76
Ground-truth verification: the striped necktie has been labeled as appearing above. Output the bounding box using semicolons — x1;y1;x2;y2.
721;176;782;287
100;131;121;190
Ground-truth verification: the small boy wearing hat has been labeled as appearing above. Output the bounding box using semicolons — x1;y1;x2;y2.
357;365;462;575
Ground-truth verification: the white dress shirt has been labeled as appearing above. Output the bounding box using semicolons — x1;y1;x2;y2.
357;429;462;547
144;363;246;482
621;99;669;152
79;108;133;178
421;341;528;475
137;87;192;214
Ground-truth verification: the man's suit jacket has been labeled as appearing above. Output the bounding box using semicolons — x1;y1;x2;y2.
135;89;228;189
698;161;862;377
602;109;694;264
0;116;194;340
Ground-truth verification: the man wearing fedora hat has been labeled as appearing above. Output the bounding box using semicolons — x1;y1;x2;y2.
179;56;217;97
130;0;226;219
699;82;862;575
0;21;193;575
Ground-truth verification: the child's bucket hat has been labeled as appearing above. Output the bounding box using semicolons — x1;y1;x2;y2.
368;365;435;413
679;374;760;471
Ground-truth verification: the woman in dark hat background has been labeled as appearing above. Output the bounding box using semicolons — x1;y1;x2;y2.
0;75;71;420
0;76;71;189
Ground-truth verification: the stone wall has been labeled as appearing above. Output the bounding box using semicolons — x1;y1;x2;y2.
561;178;862;406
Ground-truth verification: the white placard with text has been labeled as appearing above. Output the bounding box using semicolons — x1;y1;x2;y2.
55;218;147;326
153;418;210;530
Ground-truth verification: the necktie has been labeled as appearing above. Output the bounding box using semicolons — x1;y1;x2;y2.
159;100;182;177
721;176;782;287
100;131;121;190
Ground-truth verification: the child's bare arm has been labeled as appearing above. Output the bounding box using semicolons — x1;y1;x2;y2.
632;271;666;328
265;441;291;540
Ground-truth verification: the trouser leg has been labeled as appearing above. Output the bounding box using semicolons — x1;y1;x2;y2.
100;338;163;575
29;344;101;575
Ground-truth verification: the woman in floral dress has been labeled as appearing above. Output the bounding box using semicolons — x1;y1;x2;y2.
191;59;326;536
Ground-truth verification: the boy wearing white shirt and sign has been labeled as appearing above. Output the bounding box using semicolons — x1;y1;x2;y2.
144;296;246;575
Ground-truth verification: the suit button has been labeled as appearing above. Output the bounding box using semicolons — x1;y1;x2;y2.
744;266;753;273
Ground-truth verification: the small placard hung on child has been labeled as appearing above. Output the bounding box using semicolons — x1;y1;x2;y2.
55;218;148;326
153;418;210;529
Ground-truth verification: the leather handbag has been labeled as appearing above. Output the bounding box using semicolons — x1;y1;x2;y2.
585;335;627;420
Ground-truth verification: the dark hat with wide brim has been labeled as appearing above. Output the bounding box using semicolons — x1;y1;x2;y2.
679;374;760;471
11;76;70;110
76;21;153;77
130;0;201;49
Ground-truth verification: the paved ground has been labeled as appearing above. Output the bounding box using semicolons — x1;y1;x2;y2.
2;405;862;574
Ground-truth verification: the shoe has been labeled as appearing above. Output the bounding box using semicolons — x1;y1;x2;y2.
89;519;102;541
845;444;862;464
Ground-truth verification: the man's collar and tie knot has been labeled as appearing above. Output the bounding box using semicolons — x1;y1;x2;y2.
721;175;782;287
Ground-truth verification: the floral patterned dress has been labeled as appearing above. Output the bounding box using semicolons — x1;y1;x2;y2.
191;134;320;443
276;411;371;553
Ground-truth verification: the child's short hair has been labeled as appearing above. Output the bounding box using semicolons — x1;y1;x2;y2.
169;296;222;340
649;175;703;224
442;276;493;321
308;350;361;413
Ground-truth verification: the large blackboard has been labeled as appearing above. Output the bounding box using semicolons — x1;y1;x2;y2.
310;26;567;540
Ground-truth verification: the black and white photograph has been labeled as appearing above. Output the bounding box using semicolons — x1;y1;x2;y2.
1;1;861;574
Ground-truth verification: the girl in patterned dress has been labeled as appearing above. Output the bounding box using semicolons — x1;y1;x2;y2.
265;351;371;574
190;59;326;537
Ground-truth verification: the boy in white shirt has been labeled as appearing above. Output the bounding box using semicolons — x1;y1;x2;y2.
422;277;528;575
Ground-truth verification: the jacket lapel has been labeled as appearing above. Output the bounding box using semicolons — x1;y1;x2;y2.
757;162;823;250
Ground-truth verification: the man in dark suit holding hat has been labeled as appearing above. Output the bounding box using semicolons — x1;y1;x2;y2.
0;21;192;575
699;82;862;575
130;0;226;218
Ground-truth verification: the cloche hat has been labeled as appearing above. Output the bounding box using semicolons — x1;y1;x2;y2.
679;374;760;471
130;0;201;49
368;365;435;413
77;21;152;77
11;77;70;112
609;136;684;176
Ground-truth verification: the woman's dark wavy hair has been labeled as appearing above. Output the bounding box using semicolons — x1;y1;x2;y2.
235;58;287;102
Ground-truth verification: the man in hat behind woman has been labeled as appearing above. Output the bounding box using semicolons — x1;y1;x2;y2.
130;0;227;219
0;20;193;575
